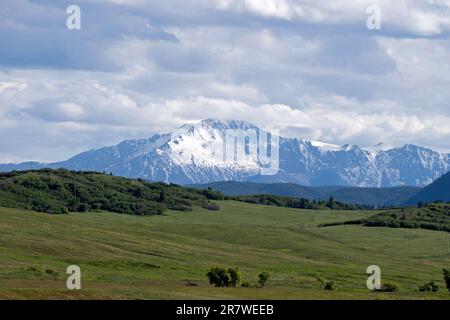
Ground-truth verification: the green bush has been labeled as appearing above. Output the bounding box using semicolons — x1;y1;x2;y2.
201;188;225;200
206;267;230;287
206;267;265;289
324;281;336;291
418;281;439;292
203;203;220;211
228;268;241;288
258;272;270;288
375;283;398;292
26;266;43;274
45;268;56;275
443;268;450;292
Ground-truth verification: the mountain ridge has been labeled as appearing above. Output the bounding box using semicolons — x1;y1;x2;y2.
1;119;448;187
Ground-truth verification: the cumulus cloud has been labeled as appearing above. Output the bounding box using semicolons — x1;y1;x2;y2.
0;0;450;162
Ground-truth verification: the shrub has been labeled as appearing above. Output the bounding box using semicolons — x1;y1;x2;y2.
203;203;220;211
206;267;230;287
258;272;270;288
26;266;42;273
316;275;336;290
418;281;439;292
59;206;69;214
201;188;225;200
375;283;398;292
228;268;241;288
44;268;59;277
324;281;336;291
443;268;450;292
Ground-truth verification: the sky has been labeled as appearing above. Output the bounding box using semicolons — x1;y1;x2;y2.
1;0;450;163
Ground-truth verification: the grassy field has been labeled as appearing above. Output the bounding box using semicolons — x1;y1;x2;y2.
0;201;449;300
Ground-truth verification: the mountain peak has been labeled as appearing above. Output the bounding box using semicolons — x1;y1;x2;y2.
341;144;361;152
364;142;394;154
398;144;435;153
180;118;259;132
1;119;449;187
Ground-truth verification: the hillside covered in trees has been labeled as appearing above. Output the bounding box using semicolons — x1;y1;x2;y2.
231;194;370;210
0;169;224;215
0;169;373;216
321;202;450;233
405;172;450;205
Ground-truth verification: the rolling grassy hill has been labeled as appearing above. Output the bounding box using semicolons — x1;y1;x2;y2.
1;201;449;299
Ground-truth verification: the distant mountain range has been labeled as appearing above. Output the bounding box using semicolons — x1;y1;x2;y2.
190;181;421;207
0;119;449;187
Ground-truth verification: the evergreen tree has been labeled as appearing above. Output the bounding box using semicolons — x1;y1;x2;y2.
327;196;335;210
159;189;166;203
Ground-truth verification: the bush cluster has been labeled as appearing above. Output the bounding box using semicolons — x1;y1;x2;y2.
206;267;269;288
418;281;439;292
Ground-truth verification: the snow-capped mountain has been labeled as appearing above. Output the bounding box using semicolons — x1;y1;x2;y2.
0;119;448;187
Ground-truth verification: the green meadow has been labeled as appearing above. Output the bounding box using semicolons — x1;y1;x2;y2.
0;201;449;299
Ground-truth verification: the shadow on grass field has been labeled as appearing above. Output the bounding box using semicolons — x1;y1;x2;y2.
0;201;449;299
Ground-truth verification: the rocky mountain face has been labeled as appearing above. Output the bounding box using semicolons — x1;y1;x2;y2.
1;119;448;187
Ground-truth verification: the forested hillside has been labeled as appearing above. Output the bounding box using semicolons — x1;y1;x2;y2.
322;202;450;233
0;169;223;215
405;172;450;205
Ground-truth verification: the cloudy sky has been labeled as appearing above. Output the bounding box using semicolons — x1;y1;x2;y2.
1;0;450;162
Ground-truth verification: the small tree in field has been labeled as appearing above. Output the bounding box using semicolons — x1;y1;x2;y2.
228;268;241;287
258;272;270;288
206;267;230;287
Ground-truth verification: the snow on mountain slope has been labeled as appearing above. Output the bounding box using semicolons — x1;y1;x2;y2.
0;119;448;187
310;141;342;153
